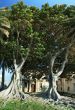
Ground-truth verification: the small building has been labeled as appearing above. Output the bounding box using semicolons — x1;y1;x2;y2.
57;64;75;95
21;69;49;93
22;77;49;93
57;73;75;95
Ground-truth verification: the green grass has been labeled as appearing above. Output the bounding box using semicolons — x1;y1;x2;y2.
0;99;74;110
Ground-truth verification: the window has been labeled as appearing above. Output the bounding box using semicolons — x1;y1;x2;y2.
40;83;42;88
24;82;27;87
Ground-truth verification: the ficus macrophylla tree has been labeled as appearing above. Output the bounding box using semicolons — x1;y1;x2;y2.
47;47;69;101
0;2;33;100
39;4;75;101
0;35;33;100
47;38;75;101
0;43;32;100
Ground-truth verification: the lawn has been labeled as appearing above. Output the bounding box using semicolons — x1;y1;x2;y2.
0;99;74;110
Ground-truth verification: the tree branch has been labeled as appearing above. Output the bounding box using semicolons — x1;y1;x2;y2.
18;37;33;71
0;59;4;69
57;48;68;76
13;59;17;70
50;47;65;76
56;41;74;76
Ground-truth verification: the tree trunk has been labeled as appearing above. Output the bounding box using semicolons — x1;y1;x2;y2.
0;31;32;100
47;47;69;101
0;59;29;100
48;75;61;101
1;63;5;90
0;69;29;100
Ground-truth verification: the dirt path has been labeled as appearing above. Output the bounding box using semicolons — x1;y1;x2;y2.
28;92;75;109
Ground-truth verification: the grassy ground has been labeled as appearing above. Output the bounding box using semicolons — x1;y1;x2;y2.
0;99;74;110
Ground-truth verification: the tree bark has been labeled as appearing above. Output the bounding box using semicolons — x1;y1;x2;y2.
0;59;29;100
1;62;5;90
47;47;69;101
0;28;33;100
48;75;61;101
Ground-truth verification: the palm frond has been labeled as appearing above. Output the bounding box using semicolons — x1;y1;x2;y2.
0;28;9;37
0;17;10;37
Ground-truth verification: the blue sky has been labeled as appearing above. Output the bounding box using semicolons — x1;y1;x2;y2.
0;0;75;8
0;69;12;85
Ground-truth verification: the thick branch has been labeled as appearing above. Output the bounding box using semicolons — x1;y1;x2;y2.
51;38;74;75
18;37;33;71
0;59;4;69
51;48;65;75
57;43;73;76
57;48;68;76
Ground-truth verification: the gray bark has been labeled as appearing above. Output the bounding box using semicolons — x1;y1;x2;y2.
0;41;32;100
48;47;69;101
1;62;5;90
0;59;28;100
0;30;33;100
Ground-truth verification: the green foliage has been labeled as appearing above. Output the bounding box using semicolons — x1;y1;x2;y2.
1;1;75;78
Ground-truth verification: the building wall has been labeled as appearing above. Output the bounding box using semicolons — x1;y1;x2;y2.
36;79;41;92
57;77;75;94
41;79;49;92
24;79;49;93
23;76;75;94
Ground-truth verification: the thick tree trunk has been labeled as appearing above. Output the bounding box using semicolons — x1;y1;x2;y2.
47;47;69;101
0;31;32;100
48;75;61;101
1;63;5;90
47;74;52;97
0;69;28;100
0;59;29;100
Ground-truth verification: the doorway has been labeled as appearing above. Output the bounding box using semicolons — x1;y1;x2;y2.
31;84;36;92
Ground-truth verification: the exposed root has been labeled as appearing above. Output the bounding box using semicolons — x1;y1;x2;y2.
0;80;29;102
0;85;29;107
49;88;61;101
